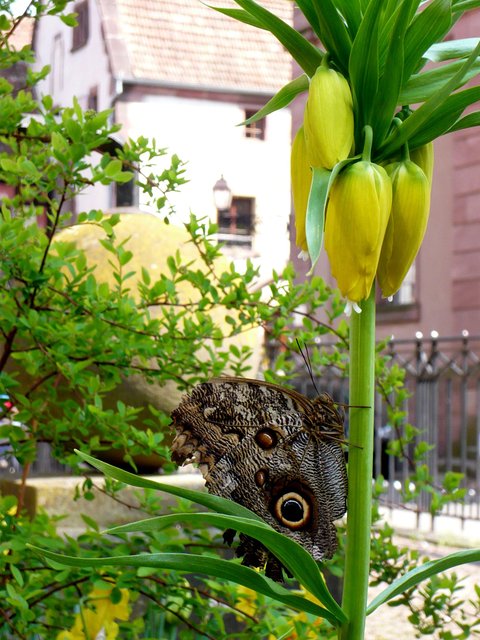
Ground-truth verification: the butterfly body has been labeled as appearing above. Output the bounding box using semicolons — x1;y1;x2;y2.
171;377;347;580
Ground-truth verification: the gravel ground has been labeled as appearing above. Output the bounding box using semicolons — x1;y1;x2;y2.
365;535;480;640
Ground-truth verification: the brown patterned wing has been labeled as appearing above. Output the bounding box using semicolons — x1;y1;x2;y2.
170;378;307;467
170;378;347;578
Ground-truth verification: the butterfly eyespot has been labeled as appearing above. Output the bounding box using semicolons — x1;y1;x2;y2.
273;492;311;530
254;469;268;487
254;429;277;450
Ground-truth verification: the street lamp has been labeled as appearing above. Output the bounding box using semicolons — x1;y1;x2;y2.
212;175;232;212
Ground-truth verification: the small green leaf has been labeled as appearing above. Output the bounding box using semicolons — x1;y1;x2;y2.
104;159;123;178
0;158;18;173
60;13;78;27
10;564;24;587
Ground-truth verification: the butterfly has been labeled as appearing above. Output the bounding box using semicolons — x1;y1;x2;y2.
170;377;347;581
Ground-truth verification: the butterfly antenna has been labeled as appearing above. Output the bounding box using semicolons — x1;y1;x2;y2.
296;338;320;397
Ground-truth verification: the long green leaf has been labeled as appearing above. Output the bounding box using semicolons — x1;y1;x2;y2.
424;37;480;61
399;58;480;103
75;450;263;522
305;167;330;272
403;0;452;78
295;0;322;42
371;0;415;148
348;0;382;135
378;39;480;158
106;512;346;622
409;85;480;147
207;6;263;29
452;0;480;12
310;0;352;75
231;0;322;77
241;75;309;126
29;546;338;623
448;109;480;131
367;548;480;615
332;0;362;37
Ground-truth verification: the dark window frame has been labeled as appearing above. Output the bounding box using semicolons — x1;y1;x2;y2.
244;109;266;140
217;196;255;247
71;0;89;52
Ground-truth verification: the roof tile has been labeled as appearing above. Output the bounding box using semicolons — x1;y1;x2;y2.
103;0;293;94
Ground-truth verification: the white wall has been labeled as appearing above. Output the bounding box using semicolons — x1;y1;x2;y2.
33;0;113;112
118;95;292;275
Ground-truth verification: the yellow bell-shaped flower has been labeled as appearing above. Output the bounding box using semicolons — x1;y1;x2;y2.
377;159;431;298
410;141;434;185
325;160;392;302
291;125;311;256
304;63;354;169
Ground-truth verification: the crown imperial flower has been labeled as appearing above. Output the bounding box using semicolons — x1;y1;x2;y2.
303;62;354;169
291;125;311;256
377;158;431;297
325;159;392;302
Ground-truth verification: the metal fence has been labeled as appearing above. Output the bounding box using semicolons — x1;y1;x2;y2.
2;333;480;523
292;332;480;524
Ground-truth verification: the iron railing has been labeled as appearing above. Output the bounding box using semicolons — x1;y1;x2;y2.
291;333;480;524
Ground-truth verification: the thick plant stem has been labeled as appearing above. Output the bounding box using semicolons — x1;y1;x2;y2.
339;289;376;640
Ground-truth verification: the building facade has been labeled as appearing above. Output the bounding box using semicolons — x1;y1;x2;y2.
32;0;293;276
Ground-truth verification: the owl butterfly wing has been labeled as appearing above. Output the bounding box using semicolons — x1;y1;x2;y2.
205;426;347;562
170;377;307;470
171;378;347;574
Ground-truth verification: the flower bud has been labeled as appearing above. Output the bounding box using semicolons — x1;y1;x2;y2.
304;64;354;169
377;159;431;297
410;142;434;185
325;160;392;302
291;125;311;255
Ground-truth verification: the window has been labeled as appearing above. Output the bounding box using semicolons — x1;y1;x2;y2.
244;109;266;140
87;86;98;111
114;170;138;208
72;0;89;51
50;34;64;95
217;196;255;247
377;263;420;322
378;264;416;307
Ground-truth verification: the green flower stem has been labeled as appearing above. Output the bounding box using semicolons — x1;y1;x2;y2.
339;288;376;640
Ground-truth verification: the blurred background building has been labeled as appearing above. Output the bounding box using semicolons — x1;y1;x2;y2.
32;0;293;278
